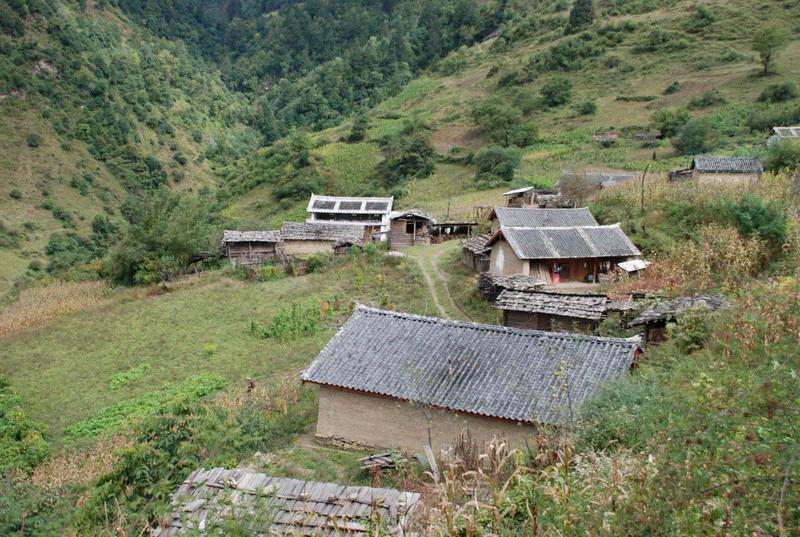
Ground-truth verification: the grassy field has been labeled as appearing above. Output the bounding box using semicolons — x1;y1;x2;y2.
0;254;429;444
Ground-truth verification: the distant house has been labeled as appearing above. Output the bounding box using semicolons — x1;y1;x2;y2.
388;209;436;250
488;207;598;233
154;467;420;536
559;170;639;192
221;230;282;268
669;156;763;185
461;233;491;272
485;224;641;282
629;294;730;343
280;222;364;255
302;305;641;451
495;290;610;333
307;194;393;240
767;126;800;146
501;186;537;207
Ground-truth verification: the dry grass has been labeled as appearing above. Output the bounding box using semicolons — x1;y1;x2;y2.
30;434;132;488
0;280;111;337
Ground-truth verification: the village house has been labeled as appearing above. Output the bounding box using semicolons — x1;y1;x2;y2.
221;230;282;268
461;233;491;272
154;467;420;536
388;209;435;250
301;306;641;452
628;294;730;344
669;156;763;186
280;222;364;255
306;194;393;240
477;272;545;301
559;170;640;192
488;207;598;233
485;224;641;282
767;125;800;146
494;290;611;333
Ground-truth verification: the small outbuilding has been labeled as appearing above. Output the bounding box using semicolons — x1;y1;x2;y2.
153;467;420;536
767;126;800;146
495;290;610;333
221;230;282;268
280;222;365;255
461;234;491;272
628;294;730;343
388;209;436;250
302;305;641;452
669;156;763;186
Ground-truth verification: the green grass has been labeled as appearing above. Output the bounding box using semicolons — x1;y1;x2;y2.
374;77;443;113
0;256;429;444
438;248;500;325
314;141;382;193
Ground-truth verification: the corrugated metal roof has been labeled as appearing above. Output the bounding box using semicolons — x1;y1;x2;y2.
307;194;393;214
692;156;763;173
302;306;640;426
489;207;598;228
280;222;364;242
495;290;609;320
501;186;536;196
154;467;420;536
222;230;282;243
488;225;640;260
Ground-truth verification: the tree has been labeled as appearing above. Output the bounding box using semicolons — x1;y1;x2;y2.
567;0;594;33
110;189;214;284
651;108;692;138
541;77;573;107
559;172;592;207
673;119;718;155
346;112;370;142
752;27;789;76
472;98;539;147
765;139;800;172
474;145;522;183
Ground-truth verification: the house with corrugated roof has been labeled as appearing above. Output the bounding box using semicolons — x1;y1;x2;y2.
301;305;640;451
280;222;365;255
669;156;763;185
154;467;420;536
307;194;393;240
487;207;598;233
485;224;641;283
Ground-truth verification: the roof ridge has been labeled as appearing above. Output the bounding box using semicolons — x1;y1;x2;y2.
354;304;640;346
502;223;622;231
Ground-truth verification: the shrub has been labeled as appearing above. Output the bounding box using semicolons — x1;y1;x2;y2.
673;119;718;155
472;98;539;147
758;82;798;103
566;0;594;33
346;112;369;142
577;100;598;115
662;81;681;95
250;299;329;340
474;145;522;184
8;189;21;200
26;133;42;148
306;252;333;273
688;88;726;109
172;151;187;165
634;27;691;53
109;363;152;390
765;139;800;173
540;77;573;107
0;375;51;475
746;104;800;132
651;108;691;138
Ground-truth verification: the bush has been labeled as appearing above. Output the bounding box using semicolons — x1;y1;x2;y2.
577;100;597;115
540;77;573;107
346;112;369;142
566;0;594;33
634;27;691;53
0;375;50;475
472;97;539;147
688;88;726;109
8;189;21;200
758;82;798;103
474;145;522;183
746;104;800;132
673;119;718;155
306;252;333;273
651;108;691;138
765;139;800;173
26;134;42;148
662;81;681;95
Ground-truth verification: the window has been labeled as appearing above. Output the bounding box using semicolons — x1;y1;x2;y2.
406;221;416;234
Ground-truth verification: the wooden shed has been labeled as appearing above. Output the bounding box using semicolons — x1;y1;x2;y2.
495;290;610;333
461;234;491;272
388;209;435;250
302;305;641;452
154;467;420;536
221;230;282;268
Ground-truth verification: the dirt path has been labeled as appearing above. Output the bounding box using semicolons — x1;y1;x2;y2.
413;255;449;318
406;241;471;321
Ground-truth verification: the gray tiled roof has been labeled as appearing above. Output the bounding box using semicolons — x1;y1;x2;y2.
302;306;640;426
462;233;492;254
484;273;547;291
692;156;763;173
307;194;393;214
488;225;640;260
280;222;364;242
495;290;609;321
629;294;730;326
222;229;282;243
154;467;420;536
490;207;598;228
389;209;436;223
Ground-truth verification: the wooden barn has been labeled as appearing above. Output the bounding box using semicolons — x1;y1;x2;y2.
154;467;420;536
280;222;365;255
221;230;282;268
495;290;610;333
488;207;598;233
628;294;729;344
669;156;762;186
388;209;435;250
461;234;491;272
302;306;641;452
485;224;641;283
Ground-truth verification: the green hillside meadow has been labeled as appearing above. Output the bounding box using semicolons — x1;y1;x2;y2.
1;0;799;534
